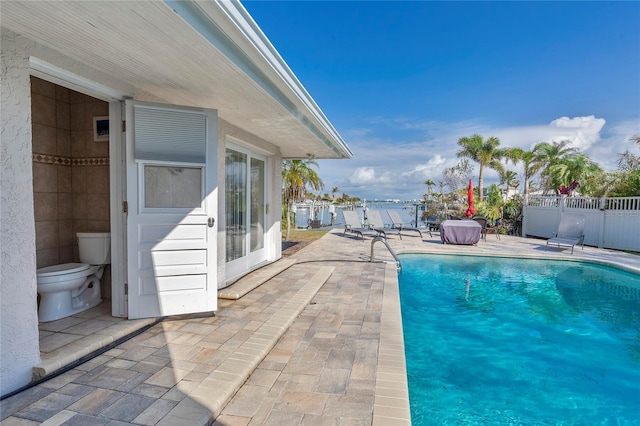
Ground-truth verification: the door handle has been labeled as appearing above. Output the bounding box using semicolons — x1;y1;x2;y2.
208;217;215;228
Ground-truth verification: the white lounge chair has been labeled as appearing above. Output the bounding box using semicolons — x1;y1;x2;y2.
387;209;430;238
366;210;403;239
343;210;380;240
546;213;585;254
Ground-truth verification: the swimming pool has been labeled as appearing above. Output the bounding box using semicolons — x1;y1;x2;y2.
398;254;640;425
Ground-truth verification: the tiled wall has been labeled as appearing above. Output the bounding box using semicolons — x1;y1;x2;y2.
31;77;111;297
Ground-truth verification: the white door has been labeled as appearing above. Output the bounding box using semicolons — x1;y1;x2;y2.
126;101;217;319
225;145;267;280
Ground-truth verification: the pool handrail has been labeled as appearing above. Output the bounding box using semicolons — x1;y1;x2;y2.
370;236;401;270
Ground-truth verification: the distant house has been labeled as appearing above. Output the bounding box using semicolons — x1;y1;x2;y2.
0;1;351;396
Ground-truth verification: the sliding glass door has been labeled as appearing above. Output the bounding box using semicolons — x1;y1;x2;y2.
225;145;267;280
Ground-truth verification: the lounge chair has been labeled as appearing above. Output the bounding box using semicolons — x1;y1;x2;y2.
343;210;380;240
366;210;403;239
471;216;488;240
387;209;431;238
546;213;585;254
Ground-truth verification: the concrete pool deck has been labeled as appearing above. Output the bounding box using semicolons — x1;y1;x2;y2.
2;229;639;425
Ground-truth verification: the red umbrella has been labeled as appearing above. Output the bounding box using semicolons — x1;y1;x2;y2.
465;179;477;218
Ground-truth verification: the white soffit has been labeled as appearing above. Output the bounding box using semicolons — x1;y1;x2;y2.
0;0;352;159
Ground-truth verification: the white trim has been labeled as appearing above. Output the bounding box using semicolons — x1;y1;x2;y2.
225;135;276;156
29;57;125;102
109;102;127;317
133;159;206;166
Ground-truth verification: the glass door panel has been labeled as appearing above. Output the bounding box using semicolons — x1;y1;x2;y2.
250;158;265;253
225;149;247;262
144;165;202;209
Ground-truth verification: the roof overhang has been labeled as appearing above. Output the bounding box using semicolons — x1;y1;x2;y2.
0;0;352;159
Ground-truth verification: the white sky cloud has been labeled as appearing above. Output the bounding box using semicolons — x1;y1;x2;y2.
400;155;448;181
318;115;638;200
349;167;393;185
488;115;606;151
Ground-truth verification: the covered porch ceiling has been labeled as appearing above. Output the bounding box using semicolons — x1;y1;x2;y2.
1;0;352;159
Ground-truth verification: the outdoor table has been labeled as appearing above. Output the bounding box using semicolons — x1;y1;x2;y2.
440;220;482;245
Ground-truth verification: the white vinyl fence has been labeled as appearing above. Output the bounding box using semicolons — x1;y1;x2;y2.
523;196;640;252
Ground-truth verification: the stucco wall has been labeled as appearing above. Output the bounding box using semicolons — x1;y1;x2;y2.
1;28;41;396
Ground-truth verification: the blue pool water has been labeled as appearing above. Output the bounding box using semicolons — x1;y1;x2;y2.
399;254;640;425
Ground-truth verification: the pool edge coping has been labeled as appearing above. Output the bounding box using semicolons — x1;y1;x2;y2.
373;262;412;425
396;248;640;276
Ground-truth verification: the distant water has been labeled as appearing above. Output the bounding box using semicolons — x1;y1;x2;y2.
294;202;426;229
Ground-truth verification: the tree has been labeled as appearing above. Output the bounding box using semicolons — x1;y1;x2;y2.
533;140;578;194
456;134;506;201
331;186;340;201
282;159;324;240
546;153;603;196
499;170;520;198
602;135;640;197
502;195;523;235
423;179;435;202
477;184;503;222
442;159;473;203
504;146;545;196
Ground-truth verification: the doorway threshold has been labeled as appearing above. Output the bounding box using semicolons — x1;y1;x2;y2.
219;258;297;300
35;303;157;381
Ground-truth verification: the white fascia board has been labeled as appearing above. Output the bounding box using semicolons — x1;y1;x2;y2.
216;1;353;158
166;0;353;159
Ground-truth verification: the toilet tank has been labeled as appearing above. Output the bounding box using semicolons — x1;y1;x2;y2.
77;232;111;265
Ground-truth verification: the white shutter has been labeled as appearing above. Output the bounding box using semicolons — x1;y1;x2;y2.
134;105;206;163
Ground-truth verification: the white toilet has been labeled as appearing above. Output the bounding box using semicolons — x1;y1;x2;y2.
37;232;111;322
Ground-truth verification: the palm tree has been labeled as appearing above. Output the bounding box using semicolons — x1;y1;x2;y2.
504;146;545;196
546;153;603;196
331;186;340;201
499;170;520;198
423;179;435;201
533;140;578;194
456;134;506;201
282;159;324;239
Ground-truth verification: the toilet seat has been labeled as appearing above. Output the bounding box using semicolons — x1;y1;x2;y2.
36;263;98;285
37;263;90;277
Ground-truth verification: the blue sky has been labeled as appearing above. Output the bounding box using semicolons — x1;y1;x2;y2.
243;1;640;201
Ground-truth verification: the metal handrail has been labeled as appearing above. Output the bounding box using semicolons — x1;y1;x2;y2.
370;236;401;270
